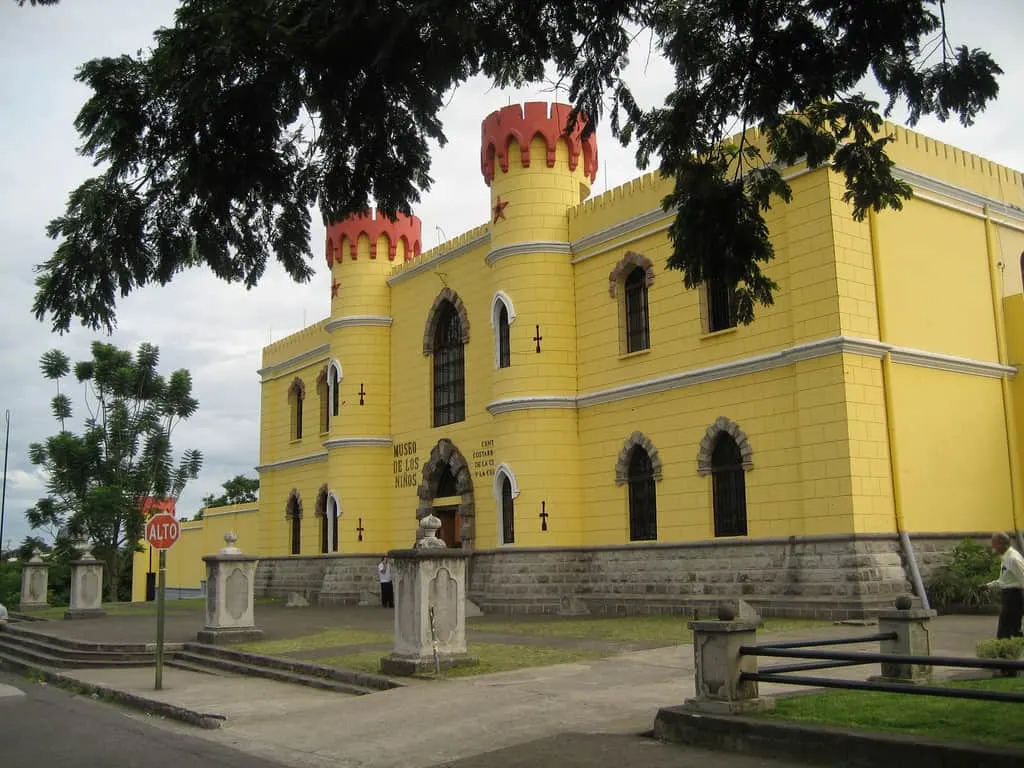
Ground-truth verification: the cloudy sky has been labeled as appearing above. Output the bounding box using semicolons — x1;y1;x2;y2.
1;1;1022;550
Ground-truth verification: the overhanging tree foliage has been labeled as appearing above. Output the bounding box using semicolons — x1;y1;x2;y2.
201;474;259;510
22;0;1000;331
25;342;203;600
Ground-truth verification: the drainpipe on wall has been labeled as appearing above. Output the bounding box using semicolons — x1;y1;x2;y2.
868;209;930;609
983;208;1024;554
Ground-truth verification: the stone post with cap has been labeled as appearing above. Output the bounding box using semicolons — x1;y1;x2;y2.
19;549;50;612
380;513;478;675
869;594;936;684
66;541;106;620
198;531;263;644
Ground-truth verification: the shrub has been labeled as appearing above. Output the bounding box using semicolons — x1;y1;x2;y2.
0;560;21;607
977;637;1024;660
925;538;1000;611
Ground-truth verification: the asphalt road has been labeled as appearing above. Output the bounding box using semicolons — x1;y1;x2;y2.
0;671;287;768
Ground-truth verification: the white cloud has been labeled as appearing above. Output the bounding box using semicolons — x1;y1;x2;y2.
0;0;1021;549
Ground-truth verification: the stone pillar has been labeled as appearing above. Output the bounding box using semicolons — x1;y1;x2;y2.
681;604;774;714
66;544;105;619
380;514;478;675
19;550;50;611
869;595;936;684
198;532;263;644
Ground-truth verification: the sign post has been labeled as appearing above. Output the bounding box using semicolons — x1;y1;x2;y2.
145;509;179;690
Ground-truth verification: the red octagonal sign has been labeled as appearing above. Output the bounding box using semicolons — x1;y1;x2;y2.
146;513;180;550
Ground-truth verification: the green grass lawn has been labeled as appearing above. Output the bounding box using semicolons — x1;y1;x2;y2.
766;676;1024;749
473;615;829;646
319;642;610;678
21;597;210;620
233;627;392;654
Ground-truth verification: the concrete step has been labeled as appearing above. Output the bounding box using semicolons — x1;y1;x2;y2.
170;650;374;695
0;637;153;670
164;658;239;677
181;642;400;692
0;623;155;654
0;630;155;663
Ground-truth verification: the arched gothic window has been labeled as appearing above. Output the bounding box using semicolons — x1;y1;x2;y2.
433;301;466;427
497;304;511;368
316;369;329;433
317;485;329;554
712;433;747;537
500;475;515;544
329;364;340;418
628;447;658;541
285;491;302;555
624;267;650;352
330;496;340;552
288;379;305;440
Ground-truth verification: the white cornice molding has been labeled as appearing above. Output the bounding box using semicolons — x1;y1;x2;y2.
482;337;1010;412
323;436;393;449
255;452;328;473
325;315;393;332
387;232;490;285
486;395;578;415
892;167;1024;225
570;209;673;264
887;346;1016;378
257;344;330;381
485;241;572;266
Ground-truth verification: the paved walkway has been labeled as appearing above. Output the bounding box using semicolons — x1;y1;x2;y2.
15;605;1000;768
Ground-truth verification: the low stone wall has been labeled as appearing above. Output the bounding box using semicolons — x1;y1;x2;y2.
254;554;380;605
250;533;983;619
467;533;984;620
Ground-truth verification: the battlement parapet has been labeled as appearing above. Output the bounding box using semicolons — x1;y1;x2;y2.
326;209;423;266
480;102;598;186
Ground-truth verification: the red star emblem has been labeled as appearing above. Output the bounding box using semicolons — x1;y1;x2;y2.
331;281;340;298
493;196;509;223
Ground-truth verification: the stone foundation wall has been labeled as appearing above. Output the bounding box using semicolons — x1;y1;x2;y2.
254;554;380;605
467;533;985;620
251;534;984;619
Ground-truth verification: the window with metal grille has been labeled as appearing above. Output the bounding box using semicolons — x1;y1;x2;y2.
330;366;340;417
624;267;650;352
712;433;748;537
500;475;515;544
628;447;658;541
707;275;737;332
433;302;466;427
436;463;458;498
497;304;511;368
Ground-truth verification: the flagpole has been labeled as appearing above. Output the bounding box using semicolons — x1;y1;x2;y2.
0;410;10;556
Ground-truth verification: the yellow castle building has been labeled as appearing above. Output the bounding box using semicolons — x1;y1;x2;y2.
134;101;1024;618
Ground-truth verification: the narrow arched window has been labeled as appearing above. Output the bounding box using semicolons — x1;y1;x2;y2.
317;486;329;554
330;365;340;417
628;447;657;541
288;379;305;440
497;304;511;368
331;497;340;552
712;433;747;537
433;301;466;427
317;368;329;433
624;267;650;352
500;475;515;545
286;492;302;555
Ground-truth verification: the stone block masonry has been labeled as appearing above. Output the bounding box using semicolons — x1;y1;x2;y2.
250;534;986;619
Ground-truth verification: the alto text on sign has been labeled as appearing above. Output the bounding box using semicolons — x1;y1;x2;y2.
145;513;180;550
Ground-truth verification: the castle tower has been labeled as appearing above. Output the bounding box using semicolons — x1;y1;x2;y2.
324;210;422;551
480;102;598;546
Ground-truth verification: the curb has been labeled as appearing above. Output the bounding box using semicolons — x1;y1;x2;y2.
653;707;1023;768
8;612;51;622
0;656;225;730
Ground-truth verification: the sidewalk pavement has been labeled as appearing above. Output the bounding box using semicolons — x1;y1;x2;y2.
57;614;999;768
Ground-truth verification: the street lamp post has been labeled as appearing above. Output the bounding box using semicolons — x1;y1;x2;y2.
0;410;10;557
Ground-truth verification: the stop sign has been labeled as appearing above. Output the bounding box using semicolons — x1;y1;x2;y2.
146;513;180;550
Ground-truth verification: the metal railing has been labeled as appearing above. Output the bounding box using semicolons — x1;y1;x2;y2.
740;631;1024;703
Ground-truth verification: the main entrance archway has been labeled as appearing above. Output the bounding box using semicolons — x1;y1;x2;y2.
416;438;476;549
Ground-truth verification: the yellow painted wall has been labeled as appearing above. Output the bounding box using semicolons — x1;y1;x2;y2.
132;102;1024;601
130;504;260;597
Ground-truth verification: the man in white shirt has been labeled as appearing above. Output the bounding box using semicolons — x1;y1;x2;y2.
986;532;1024;639
377;554;394;608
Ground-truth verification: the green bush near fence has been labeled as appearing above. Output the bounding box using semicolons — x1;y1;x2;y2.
925;538;1000;611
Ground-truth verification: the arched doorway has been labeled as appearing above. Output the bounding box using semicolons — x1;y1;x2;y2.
416;438;476;549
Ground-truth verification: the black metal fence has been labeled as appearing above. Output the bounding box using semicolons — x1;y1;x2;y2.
740;632;1024;703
